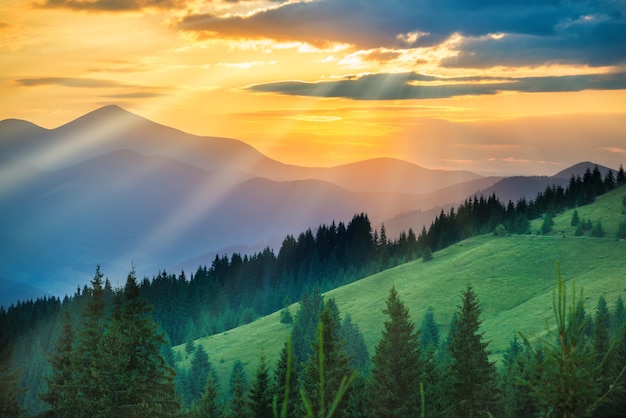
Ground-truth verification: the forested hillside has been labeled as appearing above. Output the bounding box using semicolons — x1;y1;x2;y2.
1;165;625;416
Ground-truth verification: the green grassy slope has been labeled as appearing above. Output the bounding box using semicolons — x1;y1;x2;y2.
174;185;626;395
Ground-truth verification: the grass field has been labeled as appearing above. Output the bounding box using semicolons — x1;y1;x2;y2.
173;185;626;396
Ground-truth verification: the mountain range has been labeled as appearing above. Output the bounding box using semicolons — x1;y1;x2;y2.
0;105;614;306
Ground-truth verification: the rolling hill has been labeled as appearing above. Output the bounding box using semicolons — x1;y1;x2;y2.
173;185;626;396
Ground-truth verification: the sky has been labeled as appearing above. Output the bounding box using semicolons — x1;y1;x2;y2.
1;0;626;176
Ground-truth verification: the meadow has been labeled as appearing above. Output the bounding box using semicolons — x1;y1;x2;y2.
174;185;626;396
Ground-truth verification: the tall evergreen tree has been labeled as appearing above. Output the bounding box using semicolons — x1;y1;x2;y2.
98;268;180;416
0;329;23;418
72;266;108;416
192;373;221;418
248;353;273;418
593;295;611;366
609;322;626;416
226;360;249;418
291;287;323;367
592;296;618;418
187;345;214;406
420;306;440;353
302;299;354;417
499;335;536;418
613;296;626;337
368;287;423;417
340;314;369;372
521;267;623;417
273;338;299;418
40;311;76;417
448;284;499;418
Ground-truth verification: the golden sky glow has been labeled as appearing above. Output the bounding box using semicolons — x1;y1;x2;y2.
2;0;626;175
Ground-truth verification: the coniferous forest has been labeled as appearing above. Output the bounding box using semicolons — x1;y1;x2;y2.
2;165;626;417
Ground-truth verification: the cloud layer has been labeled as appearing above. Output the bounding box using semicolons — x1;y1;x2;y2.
179;0;626;68
34;0;183;12
248;71;626;100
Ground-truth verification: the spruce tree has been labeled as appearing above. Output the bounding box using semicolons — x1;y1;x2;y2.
98;268;180;416
40;311;76;416
521;267;623;417
613;296;625;337
610;322;626;415
72;266;107;416
273;338;299;418
280;296;293;325
226;359;249;418
448;284;499;418
0;329;23;417
593;295;611;366
188;345;213;405
593;296;618;418
420;306;440;353
192;373;221;418
291;287;323;367
499;335;536;418
248;353;273;418
302;299;354;417
368;287;423;417
340;314;369;372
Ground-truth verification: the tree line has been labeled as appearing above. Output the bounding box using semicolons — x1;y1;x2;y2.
1;164;625;415
3;265;625;417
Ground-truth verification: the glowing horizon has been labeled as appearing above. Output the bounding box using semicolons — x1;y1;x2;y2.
2;0;626;176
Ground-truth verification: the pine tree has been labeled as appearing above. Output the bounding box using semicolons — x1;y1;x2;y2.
192;373;221;418
610;322;626;415
72;265;108;416
592;295;624;418
521;266;623;417
291;287;323;367
541;212;554;234
499;335;536;418
98;268;180;416
340;314;369;372
368;287;423;417
40;311;76;416
302;299;354;417
226;360;249;418
593;296;611;366
248;353;273;418
273;338;299;418
613;296;625;337
188;345;213;406
420;306;440;353
280;296;293;325
0;329;23;417
571;209;580;226
448;284;499;418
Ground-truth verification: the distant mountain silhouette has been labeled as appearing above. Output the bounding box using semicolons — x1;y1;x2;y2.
0;105;482;195
0;105;616;304
552;161;613;180
383;162;619;238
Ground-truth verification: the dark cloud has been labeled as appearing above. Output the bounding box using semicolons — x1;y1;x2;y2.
15;77;123;87
178;0;626;67
247;71;626;100
34;0;184;12
14;77;166;98
443;15;626;68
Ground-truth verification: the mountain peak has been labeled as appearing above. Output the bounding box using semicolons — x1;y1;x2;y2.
552;161;613;179
58;104;143;130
